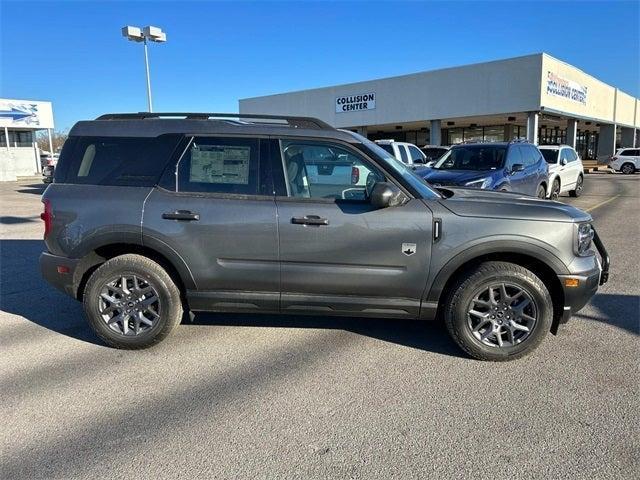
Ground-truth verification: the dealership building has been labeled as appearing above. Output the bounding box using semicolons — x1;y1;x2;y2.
0;98;54;181
239;53;639;161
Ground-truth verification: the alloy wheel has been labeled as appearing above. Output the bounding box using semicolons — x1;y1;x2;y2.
551;181;560;200
98;275;161;336
622;164;634;174
466;283;538;348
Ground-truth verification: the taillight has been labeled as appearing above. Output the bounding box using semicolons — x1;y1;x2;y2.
351;166;360;184
47;158;55;166
41;199;52;238
611;156;618;161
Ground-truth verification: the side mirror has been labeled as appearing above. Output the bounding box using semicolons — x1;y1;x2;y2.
370;182;408;209
510;163;524;174
425;161;435;168
560;158;568;166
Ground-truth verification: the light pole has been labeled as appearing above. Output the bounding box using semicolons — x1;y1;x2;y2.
121;25;167;112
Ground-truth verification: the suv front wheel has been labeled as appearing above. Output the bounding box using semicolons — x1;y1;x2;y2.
444;261;553;361
83;254;183;349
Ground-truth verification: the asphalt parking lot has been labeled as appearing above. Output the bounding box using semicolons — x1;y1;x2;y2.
1;175;638;479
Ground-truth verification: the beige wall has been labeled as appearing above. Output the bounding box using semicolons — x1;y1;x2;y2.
615;90;637;127
241;55;543;128
240;53;640;130
541;54;639;128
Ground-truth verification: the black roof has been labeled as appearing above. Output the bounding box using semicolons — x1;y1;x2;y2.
69;112;357;142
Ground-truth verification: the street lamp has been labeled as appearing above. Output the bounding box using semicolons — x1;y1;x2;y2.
121;25;167;112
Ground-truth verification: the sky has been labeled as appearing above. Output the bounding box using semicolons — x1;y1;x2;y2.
1;0;639;131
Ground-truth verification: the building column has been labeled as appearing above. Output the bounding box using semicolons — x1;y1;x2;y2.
526;112;539;144
0;126;17;182
430;119;442;146
566;118;578;148
619;126;636;147
596;123;617;161
355;126;368;137
503;124;515;142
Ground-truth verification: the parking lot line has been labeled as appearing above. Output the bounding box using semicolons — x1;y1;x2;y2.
585;195;620;212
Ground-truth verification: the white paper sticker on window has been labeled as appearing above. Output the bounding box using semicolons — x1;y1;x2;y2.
189;145;250;184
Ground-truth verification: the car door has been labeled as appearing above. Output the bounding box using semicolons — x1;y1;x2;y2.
142;135;280;312
523;145;542;196
558;148;572;190
503;145;527;193
273;138;433;318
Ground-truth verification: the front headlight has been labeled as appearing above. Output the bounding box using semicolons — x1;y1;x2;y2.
575;223;594;256
464;177;492;189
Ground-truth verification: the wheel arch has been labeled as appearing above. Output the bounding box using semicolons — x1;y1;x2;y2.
425;244;566;334
73;242;196;301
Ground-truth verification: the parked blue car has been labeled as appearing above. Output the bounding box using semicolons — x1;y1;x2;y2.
414;141;549;198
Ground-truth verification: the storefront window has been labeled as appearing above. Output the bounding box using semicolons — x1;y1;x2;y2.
464;127;483;142
448;128;463;145
484;126;504;142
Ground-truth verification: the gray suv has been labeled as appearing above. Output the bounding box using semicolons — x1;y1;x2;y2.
40;113;609;361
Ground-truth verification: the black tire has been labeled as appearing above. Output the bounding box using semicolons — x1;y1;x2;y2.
569;175;583;197
550;178;560;200
83;254;183;349
536;184;547;199
621;163;635;175
443;261;553;361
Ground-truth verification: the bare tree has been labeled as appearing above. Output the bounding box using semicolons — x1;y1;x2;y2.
36;130;69;153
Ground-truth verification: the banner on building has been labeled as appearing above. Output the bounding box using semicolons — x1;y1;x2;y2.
546;72;588;105
335;93;376;113
0;99;54;129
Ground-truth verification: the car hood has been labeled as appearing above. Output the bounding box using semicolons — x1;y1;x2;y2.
420;169;493;186
437;187;591;223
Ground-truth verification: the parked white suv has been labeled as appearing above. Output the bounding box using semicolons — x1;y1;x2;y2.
538;145;584;199
609;148;639;174
375;140;426;167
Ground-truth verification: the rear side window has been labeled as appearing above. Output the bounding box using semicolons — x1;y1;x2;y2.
621;149;639;156
177;137;260;195
60;135;181;186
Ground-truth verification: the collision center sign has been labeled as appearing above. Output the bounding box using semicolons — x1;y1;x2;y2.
335;93;376;113
546;72;587;105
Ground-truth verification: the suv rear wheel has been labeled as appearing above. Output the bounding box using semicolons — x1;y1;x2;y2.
444;261;553;361
621;162;635;175
83;254;183;349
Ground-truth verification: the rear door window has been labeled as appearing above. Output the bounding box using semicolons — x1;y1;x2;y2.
61;135;181;186
176;137;264;195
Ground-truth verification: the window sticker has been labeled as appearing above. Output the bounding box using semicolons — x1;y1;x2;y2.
189;145;250;184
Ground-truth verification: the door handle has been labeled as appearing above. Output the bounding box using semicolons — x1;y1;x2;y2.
162;210;200;221
291;215;329;226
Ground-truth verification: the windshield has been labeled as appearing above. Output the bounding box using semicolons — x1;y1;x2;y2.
378;143;395;156
422;147;448;161
434;145;506;171
540;149;559;164
345;132;441;199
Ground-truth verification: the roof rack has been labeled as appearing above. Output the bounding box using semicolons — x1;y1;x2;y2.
95;112;334;130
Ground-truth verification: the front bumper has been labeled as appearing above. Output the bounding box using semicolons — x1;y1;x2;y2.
40;251;81;298
557;228;609;324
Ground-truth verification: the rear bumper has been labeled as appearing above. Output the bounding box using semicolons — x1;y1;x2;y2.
40;251;80;298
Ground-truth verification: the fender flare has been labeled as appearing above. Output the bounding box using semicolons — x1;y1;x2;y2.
425;239;569;304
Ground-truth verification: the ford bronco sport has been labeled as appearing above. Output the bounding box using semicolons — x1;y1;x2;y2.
40;113;609;361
